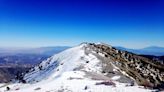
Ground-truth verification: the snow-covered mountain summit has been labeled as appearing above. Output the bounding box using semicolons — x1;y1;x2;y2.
0;43;163;92
23;43;103;83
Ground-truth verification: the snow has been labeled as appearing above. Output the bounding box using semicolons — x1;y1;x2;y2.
0;43;153;92
111;76;121;81
0;71;152;92
98;52;105;57
23;43;102;83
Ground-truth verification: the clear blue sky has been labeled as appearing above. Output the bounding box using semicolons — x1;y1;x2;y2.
0;0;164;48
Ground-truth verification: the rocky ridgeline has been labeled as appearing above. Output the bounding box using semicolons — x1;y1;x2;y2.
85;43;164;89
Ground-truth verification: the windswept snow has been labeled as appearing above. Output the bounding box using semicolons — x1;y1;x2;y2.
111;76;121;81
0;71;152;92
23;43;102;83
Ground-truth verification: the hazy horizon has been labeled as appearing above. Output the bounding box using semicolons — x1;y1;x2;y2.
0;43;164;50
0;0;164;49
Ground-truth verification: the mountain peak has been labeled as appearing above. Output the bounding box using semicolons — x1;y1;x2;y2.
9;43;163;92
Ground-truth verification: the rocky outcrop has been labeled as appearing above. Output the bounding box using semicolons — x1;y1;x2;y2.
86;43;164;89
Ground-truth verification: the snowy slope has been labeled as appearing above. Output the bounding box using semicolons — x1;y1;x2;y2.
23;43;102;83
0;43;153;92
0;71;152;92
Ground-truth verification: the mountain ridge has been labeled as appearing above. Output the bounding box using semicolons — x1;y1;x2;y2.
22;43;164;89
0;43;163;92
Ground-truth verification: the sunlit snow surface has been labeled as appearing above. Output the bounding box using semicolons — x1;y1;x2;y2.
0;44;152;92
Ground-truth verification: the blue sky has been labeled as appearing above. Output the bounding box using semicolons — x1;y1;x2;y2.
0;0;164;48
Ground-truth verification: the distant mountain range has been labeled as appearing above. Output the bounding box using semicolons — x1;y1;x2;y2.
115;46;164;56
0;46;70;56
